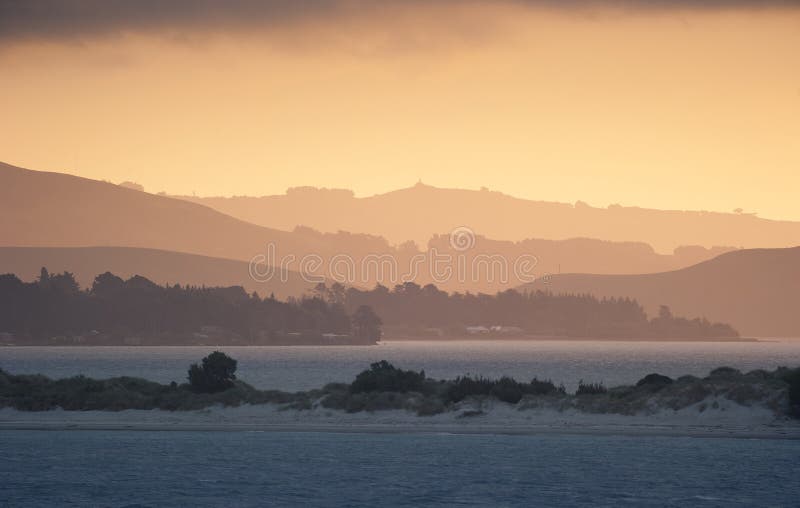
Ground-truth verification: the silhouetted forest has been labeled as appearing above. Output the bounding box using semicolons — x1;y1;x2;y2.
0;269;380;345
315;282;740;339
0;268;739;345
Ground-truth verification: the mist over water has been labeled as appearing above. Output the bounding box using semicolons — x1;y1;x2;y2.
4;339;800;391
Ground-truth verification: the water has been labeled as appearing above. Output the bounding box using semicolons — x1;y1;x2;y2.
4;342;799;506
2;339;800;391
1;430;797;507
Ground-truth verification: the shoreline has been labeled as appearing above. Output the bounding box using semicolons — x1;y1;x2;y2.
0;336;763;347
383;336;759;343
2;421;798;439
3;404;798;440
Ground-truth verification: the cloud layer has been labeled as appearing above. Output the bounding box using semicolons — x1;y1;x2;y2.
2;0;798;42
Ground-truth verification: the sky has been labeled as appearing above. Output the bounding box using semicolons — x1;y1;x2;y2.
1;1;799;220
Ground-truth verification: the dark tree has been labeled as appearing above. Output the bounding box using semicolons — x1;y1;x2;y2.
350;360;426;393
188;351;238;393
351;305;382;343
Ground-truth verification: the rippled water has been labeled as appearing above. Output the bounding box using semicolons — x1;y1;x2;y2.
2;339;800;391
2;430;798;507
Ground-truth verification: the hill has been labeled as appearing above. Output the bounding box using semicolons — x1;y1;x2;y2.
522;247;800;337
173;182;800;253
2;162;740;292
0;162;402;287
0;246;317;299
0;161;326;262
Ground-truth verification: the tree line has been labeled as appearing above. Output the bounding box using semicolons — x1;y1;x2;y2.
0;268;738;344
315;281;739;338
0;269;381;345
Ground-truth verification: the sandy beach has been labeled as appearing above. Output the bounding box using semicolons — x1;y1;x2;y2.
4;397;799;439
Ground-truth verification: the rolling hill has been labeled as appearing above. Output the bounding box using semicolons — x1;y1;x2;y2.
523;247;800;337
0;161;326;262
173;182;800;253
3;162;741;293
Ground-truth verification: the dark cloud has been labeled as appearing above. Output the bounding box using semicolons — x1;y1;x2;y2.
1;0;797;42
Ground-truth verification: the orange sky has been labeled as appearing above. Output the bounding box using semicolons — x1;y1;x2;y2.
1;3;799;220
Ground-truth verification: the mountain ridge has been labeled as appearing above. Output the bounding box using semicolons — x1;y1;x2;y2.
171;182;800;252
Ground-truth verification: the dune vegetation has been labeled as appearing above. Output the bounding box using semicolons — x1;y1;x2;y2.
1;353;798;419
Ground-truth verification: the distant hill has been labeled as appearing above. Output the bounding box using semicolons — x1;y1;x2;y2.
0;162;401;286
0;246;317;299
172;182;800;252
0;161;326;262
0;162;751;293
522;247;800;337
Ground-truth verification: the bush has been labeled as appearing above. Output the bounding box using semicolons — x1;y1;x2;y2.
446;376;491;403
777;367;800;417
187;351;237;393
491;377;524;404
349;361;426;394
529;377;563;396
636;373;674;389
576;380;607;396
707;366;741;379
446;375;561;404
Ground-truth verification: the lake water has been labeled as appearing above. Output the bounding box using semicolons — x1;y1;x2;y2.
2;339;800;391
2;430;798;507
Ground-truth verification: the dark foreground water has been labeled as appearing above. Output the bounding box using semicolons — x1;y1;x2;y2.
1;430;798;507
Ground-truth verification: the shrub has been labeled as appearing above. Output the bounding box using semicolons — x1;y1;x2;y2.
777;367;800;417
636;373;674;389
446;375;561;404
707;366;741;379
529;377;563;396
187;351;237;393
349;361;426;393
576;380;607;396
446;376;492;403
491;377;524;404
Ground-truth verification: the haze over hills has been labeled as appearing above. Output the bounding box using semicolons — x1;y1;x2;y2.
172;183;800;253
2;161;740;293
0;161;387;286
0;247;317;300
0;161;327;262
3;162;797;335
523;247;800;337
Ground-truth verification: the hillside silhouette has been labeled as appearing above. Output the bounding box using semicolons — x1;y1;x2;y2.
0;161;326;261
0;162;408;286
0;247;317;300
2;162;753;292
173;182;800;253
523;247;800;337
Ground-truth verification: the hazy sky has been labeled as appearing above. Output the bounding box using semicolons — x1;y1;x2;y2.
1;1;799;219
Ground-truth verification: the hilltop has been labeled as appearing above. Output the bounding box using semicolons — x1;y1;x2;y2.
173;182;800;252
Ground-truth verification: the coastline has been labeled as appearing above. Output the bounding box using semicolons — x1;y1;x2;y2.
3;403;798;440
1;336;761;347
3;422;797;440
382;335;759;343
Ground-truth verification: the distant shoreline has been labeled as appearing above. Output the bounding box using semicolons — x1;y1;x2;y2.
0;336;760;347
383;335;759;343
